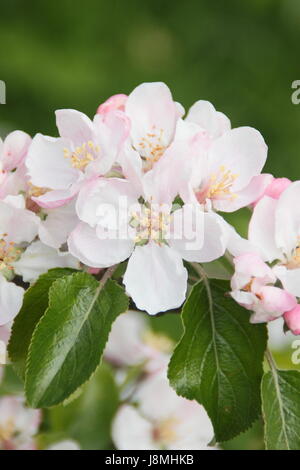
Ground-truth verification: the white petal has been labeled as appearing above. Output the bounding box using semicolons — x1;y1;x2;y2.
68;222;134;268
47;440;80;450
39;201;78;249
208;127;267;192
76;178;138;228
55;109;94;146
123;242;188;315
273;265;300;298
0;197;39;244
126;82;178;154
112;405;157;450
186;100;230;138
105;311;149;366
170;208;226;262
14;241;79;282
249;196;282;262
0;276;24;326
26;134;79;190
275;181;300;257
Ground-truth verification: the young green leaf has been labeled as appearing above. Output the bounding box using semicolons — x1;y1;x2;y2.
168;279;267;442
8;268;77;378
25;271;128;408
262;369;300;450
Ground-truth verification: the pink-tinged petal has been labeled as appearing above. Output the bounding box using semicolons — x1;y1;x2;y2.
215;173;274;212
275;181;300;257
273;265;300;298
123;242;188;316
0;276;24;326
142;131;204;205
260;286;297;314
252;176;292;206
68;222;134;268
0;396;41;444
39;202;78;249
248;196;282;262
265;177;292;199
0;197;39;243
1;131;31;171
284;305;300;335
170;209;226;263
216;111;231;135
175;101;185;118
32;181;83;209
118;143;143;194
92;110;130;173
0;324;11;344
112;405;156;450
0;164;28;199
76;178;138;228
230;289;255;310
208;127;268;193
125;82;178;154
26;134;79;190
233;253;275;282
55;109;94;146
104;311;149;367
14;241;79;282
250;310;278;324
97;94;128;115
186;100;231;139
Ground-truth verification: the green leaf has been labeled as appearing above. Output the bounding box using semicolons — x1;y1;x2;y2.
0;365;24;396
168;279;267;442
8;268;77;378
48;363;119;449
262;369;300;450
25;271;128;408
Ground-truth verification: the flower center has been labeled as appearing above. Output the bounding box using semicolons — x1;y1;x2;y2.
0;418;15;442
136;127;166;172
205;165;238;201
0;236;21;271
28;182;49;198
63;141;100;170
286;238;300;269
130;204;170;246
153;418;178;447
143;331;173;354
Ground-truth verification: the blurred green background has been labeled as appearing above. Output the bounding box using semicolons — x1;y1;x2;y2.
1;0;300;181
0;0;299;450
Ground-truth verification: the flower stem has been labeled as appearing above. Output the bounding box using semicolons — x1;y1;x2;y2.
100;264;118;286
265;347;277;373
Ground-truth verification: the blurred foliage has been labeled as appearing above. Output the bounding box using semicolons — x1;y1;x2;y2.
1;0;300;450
47;363;119;450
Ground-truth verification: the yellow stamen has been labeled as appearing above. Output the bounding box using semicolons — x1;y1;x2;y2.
207;165;238;201
64;141;100;170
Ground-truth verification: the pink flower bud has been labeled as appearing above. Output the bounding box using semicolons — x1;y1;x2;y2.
97;94;127;116
264;177;292;200
284;305;300;335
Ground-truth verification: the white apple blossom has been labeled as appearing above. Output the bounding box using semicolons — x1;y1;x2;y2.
26;108;129;209
112;368;215;450
0;397;41;450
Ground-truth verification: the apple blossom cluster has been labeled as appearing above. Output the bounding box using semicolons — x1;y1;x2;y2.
0;312;215;451
1;81;299;338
